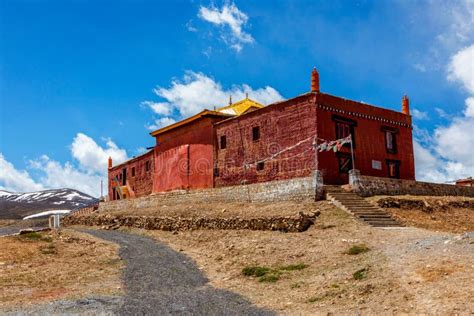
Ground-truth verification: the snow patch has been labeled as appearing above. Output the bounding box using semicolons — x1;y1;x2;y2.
23;210;71;220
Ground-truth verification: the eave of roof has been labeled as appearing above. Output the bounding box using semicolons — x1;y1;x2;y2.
149;110;232;137
216;98;264;115
109;149;154;170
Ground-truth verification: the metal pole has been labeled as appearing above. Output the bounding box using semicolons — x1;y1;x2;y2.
349;134;355;170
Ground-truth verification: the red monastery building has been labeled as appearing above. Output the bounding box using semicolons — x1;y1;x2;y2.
108;68;415;200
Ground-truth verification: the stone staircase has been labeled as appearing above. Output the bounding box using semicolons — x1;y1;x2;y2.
324;186;402;227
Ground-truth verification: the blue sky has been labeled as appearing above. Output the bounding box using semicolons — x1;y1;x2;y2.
1;0;473;196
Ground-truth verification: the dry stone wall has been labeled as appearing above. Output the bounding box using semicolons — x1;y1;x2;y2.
353;175;474;197
98;176;317;213
63;211;319;233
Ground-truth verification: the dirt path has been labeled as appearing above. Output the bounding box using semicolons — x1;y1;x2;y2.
84;229;273;315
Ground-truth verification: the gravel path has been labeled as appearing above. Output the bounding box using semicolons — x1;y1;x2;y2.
84;229;273;315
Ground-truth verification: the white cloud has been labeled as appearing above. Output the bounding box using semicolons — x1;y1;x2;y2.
29;155;103;197
411;109;429;120
435;0;474;48
147;117;177;131
415;44;474;183
198;2;254;52
447;44;474;94
0;153;44;192
71;133;128;174
465;97;474;117
413;63;427;72
0;133;129;197
150;71;283;120
141;101;172;116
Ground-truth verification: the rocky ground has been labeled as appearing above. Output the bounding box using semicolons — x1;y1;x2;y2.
134;200;474;314
369;195;474;233
2;196;473;314
0;229;122;313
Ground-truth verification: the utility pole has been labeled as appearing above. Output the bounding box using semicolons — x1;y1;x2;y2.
100;179;103;198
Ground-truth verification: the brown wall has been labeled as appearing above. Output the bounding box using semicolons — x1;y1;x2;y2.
316;93;415;184
215;94;317;186
215;92;415;186
108;150;154;200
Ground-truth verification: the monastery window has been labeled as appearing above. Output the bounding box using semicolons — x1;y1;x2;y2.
337;152;353;174
256;161;265;171
131;167;136;177
145;161;150;172
220;135;227;149
386;160;400;179
382;127;398;154
252;126;260;141
332;115;356;147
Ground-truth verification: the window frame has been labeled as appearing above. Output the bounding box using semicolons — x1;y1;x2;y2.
386;159;401;179
381;126;399;154
332;115;357;148
145;161;150;172
220;135;227;149
252;126;260;142
256;161;265;171
131;167;136;177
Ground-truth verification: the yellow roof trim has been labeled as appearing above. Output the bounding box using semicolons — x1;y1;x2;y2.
149;110;230;137
217;97;264;116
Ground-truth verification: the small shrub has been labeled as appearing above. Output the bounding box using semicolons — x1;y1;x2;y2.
331;283;340;288
242;266;270;277
40;244;57;255
19;232;43;240
290;282;301;289
259;273;280;283
346;244;370;255
279;263;309;271
41;236;53;242
307;296;321;303
19;232;53;242
353;268;368;280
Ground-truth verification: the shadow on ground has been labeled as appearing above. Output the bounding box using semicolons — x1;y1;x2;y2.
82;229;274;315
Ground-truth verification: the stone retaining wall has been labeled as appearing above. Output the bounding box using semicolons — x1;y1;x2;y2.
353;175;474;197
98;176;317;213
63;211;319;233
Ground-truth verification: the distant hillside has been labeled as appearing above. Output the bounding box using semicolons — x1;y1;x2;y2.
0;188;97;219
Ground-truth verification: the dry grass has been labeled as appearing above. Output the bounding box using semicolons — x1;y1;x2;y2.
0;229;123;310
368;195;474;233
124;200;473;314
100;200;320;218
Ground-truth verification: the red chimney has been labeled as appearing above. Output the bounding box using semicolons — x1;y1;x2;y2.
108;156;113;169
311;67;320;92
402;95;410;115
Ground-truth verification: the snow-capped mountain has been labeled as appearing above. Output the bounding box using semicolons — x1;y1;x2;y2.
0;188;98;219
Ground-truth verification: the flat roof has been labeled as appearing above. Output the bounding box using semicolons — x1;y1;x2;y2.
215;91;410;126
109;149;154;170
149;110;231;137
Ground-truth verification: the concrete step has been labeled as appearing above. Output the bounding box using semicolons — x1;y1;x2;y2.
358;214;392;219
351;210;389;214
360;217;395;222
344;206;380;209
370;222;403;227
327;191;403;227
